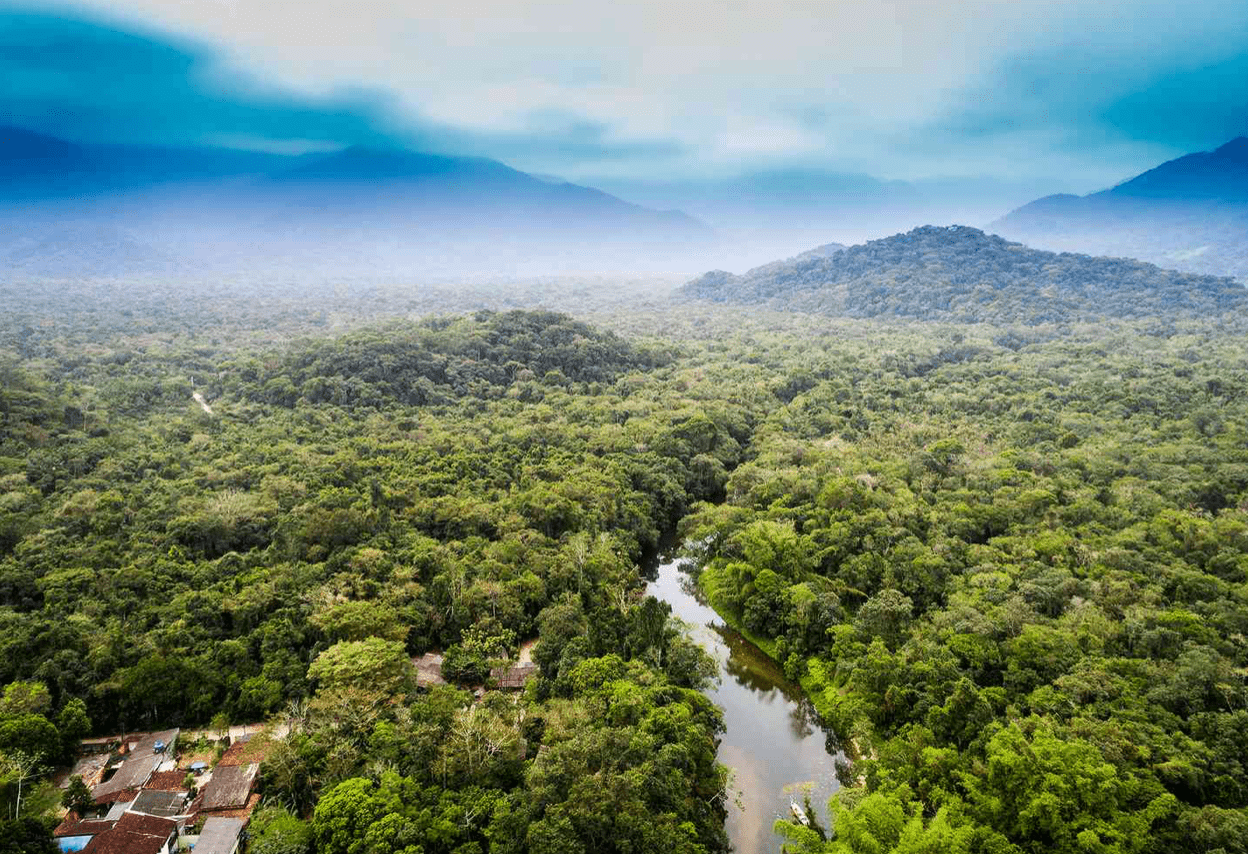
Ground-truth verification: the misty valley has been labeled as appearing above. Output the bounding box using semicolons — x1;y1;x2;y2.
4;7;1248;851
3;247;1248;853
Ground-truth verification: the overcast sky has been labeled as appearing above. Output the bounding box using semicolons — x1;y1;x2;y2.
7;1;1248;189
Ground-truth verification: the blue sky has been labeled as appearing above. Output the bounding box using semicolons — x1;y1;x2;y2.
5;1;1247;190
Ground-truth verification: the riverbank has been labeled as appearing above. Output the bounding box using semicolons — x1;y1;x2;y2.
688;560;875;768
647;554;842;852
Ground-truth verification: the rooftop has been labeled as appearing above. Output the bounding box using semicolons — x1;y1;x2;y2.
490;663;538;689
129;789;187;818
414;651;446;686
217;733;273;767
143;770;189;792
194;817;244;854
92;730;179;801
53;817;115;839
200;764;258;811
80;811;176;854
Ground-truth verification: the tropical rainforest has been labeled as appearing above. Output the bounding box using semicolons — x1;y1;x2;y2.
681;226;1246;325
1;268;1247;854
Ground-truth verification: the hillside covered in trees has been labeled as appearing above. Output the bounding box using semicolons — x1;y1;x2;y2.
680;326;1248;854
238;310;673;409
0;308;755;854
680;226;1247;325
1;287;1246;854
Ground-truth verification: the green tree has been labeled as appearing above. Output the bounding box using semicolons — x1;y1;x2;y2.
855;589;913;649
61;775;92;816
0;683;51;718
56;699;91;751
307;639;412;696
962;722;1177;853
0;716;60;765
249;805;313;854
0;818;57;854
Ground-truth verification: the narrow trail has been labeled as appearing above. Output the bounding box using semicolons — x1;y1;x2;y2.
192;391;214;416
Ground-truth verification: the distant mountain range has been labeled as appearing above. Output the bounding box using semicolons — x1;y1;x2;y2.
0;126;295;196
7;124;1248;282
598;169;1064;253
0;125;709;277
992;137;1248;280
681;225;1246;325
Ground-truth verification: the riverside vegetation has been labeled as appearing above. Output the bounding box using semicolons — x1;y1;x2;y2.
0;272;1246;854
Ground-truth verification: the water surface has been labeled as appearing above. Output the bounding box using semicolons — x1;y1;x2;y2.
645;554;841;853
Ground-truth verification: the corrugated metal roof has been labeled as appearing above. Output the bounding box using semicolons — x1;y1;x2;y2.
130;789;186;818
490;664;537;689
105;800;134;822
201;764;257;811
92;730;179;801
194;817;243;854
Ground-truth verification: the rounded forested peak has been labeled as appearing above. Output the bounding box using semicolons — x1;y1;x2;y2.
678;221;1245;324
241;309;671;409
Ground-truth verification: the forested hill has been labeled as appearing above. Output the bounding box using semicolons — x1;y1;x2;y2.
680;225;1247;324
233;310;673;408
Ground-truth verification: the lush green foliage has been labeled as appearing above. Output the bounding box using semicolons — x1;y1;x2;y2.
4;287;1248;853
239;310;673;409
0;307;756;852
680;328;1248;852
682;225;1247;324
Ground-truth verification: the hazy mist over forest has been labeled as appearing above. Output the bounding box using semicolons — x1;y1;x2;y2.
4;1;1248;276
4;4;1248;854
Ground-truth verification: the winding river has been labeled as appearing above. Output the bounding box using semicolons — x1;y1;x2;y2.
645;552;842;853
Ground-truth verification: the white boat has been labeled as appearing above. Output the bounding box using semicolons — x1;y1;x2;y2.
789;801;810;826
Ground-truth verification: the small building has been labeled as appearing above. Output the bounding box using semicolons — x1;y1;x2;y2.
79;812;177;854
58;753;110;791
216;733;272;767
490;664;537;690
129;789;187;819
92;730;180;803
54;818;115;852
103;800;134;822
414;652;446;686
194;817;244;854
200;763;258;812
143;770;190;792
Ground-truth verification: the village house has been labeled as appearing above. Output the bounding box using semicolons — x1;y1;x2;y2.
198;763;260;813
127;790;186;819
91;730;180;804
490;663;538;689
61;811;178;854
192;817;245;854
58;722;273;852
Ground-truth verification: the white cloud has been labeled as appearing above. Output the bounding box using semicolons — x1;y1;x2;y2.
38;0;1248;184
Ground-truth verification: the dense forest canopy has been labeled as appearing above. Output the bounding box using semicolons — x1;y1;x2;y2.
681;226;1247;325
681;329;1248;853
1;282;1246;854
236;310;673;408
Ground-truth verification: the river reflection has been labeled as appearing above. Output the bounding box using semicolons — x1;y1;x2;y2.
645;554;841;853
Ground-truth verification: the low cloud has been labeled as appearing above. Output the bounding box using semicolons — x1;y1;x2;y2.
7;1;1248;188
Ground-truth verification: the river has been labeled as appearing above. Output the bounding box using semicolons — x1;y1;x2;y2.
645;552;842;853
